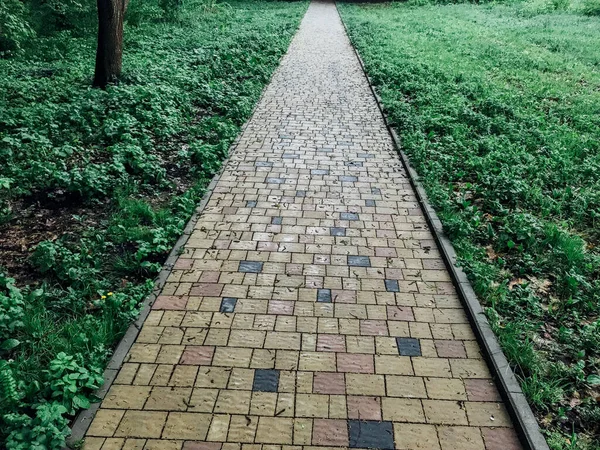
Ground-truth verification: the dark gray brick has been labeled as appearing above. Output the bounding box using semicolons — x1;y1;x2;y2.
385;279;400;292
330;227;346;237
396;337;421;356
340;212;359;221
220;297;237;313
317;289;332;303
348;420;394;449
253;369;280;392
239;261;264;273
348;255;371;267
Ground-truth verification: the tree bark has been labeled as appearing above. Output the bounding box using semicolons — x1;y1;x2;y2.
93;0;128;88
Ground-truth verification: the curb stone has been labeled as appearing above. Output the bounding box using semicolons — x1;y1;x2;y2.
335;3;550;450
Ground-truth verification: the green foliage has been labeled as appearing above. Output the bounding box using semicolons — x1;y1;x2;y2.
340;2;600;448
582;0;600;15
0;0;34;56
0;274;24;345
4;404;70;450
45;352;103;415
0;0;307;448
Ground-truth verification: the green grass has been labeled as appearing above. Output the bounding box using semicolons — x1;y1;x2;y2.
338;2;600;449
0;1;307;447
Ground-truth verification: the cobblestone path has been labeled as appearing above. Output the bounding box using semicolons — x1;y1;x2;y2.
83;1;522;449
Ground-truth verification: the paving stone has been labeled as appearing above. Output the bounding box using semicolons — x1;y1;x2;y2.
397;337;422;356
316;289;332;303
272;217;283;225
347;396;382;420
365;199;376;207
313;372;345;394
340;212;359;221
312;419;349;446
296;190;307;197
246;200;257;207
239;261;264;273
348;420;394;449
482;427;523;450
220;297;237;313
330;227;346;237
348;255;371;267
253;369;280;392
385;279;400;292
339;175;358;182
311;169;329;175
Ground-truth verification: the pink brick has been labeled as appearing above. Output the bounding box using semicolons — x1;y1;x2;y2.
375;247;397;257
180;346;215;365
199;271;220;283
360;320;388;336
482;428;523;450
347;396;382;420
465;379;502;402
312;419;349;446
435;340;467;358
152;296;188;310
183;443;222;450
175;259;194;269
337;353;374;373
268;300;294;315
189;283;223;296
313;373;345;394
331;290;357;303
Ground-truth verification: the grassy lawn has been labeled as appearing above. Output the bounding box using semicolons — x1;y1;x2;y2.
338;2;600;449
0;1;306;447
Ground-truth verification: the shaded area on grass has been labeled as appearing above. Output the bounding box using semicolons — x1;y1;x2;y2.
339;2;600;449
0;1;307;447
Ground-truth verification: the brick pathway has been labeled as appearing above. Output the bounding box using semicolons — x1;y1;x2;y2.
83;1;522;449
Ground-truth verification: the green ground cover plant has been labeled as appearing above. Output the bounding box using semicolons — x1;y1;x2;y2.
0;0;306;447
339;2;600;449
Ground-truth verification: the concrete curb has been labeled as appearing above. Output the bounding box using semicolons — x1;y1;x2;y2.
65;15;306;443
335;4;550;450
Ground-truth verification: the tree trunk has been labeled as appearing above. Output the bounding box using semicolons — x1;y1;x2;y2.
93;0;128;88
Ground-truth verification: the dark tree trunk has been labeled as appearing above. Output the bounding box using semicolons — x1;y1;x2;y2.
93;0;128;88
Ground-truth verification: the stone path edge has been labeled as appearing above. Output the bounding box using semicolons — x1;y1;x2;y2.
335;4;550;450
64;27;304;445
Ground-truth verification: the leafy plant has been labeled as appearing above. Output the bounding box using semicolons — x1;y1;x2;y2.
44;352;104;415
